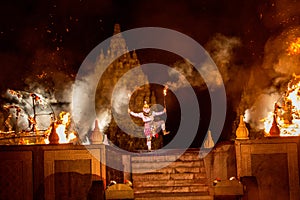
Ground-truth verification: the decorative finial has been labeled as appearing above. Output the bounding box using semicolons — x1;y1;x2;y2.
49;122;59;144
269;115;280;136
236;115;249;139
90;119;103;144
113;24;121;35
204;130;214;148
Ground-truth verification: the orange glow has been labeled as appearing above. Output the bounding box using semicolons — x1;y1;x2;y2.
44;111;77;144
36;71;47;79
263;74;300;136
163;85;168;96
287;38;300;55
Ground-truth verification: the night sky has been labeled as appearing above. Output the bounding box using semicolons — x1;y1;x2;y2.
0;0;268;89
1;0;300;142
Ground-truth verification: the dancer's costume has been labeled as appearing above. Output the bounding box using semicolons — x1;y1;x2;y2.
129;101;169;150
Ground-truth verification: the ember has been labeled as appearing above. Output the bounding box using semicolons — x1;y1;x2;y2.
287;37;300;56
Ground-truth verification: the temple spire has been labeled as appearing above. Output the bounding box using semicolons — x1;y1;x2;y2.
113;24;121;35
109;24;126;56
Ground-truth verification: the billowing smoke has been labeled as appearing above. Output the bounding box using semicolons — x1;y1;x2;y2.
242;25;300;131
72;50;117;137
166;59;195;91
242;0;300;132
167;33;242;92
2;89;54;132
111;86;131;115
24;49;75;105
244;90;281;130
72;65;102;137
0;47;76;133
97;109;112;132
205;33;242;84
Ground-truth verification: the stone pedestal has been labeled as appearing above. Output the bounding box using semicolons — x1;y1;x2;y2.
0;144;106;200
235;137;300;200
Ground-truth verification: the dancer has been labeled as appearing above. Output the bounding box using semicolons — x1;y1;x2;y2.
128;101;169;150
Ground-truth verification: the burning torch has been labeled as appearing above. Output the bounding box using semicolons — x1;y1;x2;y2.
163;85;168;109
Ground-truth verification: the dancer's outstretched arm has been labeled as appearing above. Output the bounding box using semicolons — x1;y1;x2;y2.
152;108;166;116
128;108;143;118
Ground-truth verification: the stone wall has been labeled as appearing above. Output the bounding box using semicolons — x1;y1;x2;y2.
0;144;106;200
235;137;300;200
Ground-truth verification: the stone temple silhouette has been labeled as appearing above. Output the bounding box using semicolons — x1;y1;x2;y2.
95;24;163;151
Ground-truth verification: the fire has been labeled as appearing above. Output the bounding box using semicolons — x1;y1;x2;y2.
263;74;300;136
45;111;77;144
287;37;300;56
163;85;168;96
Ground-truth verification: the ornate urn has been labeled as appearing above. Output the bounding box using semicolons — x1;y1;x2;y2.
49;122;59;144
269;115;280;136
236;115;249;139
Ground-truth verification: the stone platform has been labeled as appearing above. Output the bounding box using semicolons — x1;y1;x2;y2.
235;137;300;200
0;144;106;200
0;137;300;199
131;149;212;200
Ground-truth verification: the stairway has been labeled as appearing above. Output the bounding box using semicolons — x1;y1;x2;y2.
131;149;213;200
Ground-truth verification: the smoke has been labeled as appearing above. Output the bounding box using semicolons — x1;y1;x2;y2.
72;66;101;137
264;27;300;75
24;71;73;104
246;0;300;132
88;109;112;133
205;33;242;84
165;59;198;91
111;87;130;115
2;89;54;131
0;45;77;132
166;33;241;93
97;109;112;132
242;25;300;131
244;90;281;130
72;48;117;137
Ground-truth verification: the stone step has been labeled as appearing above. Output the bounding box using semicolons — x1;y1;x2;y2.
136;166;205;174
131;151;201;163
132;172;207;181
131;149;212;199
131;151;201;162
132;160;204;171
133;185;209;194
131;155;178;163
132;165;205;174
133;179;208;188
177;152;203;162
134;192;213;200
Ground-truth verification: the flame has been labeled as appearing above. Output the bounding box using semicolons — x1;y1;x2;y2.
163;85;168;96
44;111;77;144
287;38;300;56
263;74;300;136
